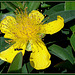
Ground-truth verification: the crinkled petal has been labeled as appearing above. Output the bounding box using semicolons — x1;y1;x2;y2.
29;38;51;70
1;16;17;34
0;42;27;63
29;10;44;24
40;16;64;35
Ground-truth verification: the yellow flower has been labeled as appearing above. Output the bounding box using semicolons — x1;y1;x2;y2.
0;9;64;70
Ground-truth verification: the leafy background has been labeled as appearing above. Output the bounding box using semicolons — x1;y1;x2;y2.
0;1;75;73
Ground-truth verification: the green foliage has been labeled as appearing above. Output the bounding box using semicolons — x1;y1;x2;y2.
44;10;75;23
22;64;28;73
0;37;15;52
65;2;75;10
8;52;23;73
1;2;6;10
0;60;4;65
70;34;75;51
41;3;50;8
48;44;74;64
54;60;75;70
43;3;64;15
26;62;34;73
70;25;75;32
27;2;40;13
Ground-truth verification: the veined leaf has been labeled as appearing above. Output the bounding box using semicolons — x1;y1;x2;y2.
22;64;28;73
27;2;40;12
70;34;75;51
70;25;75;32
26;62;34;73
41;3;50;8
8;52;23;73
43;3;64;15
65;2;75;10
0;37;15;52
1;2;6;10
48;44;74;64
44;10;75;23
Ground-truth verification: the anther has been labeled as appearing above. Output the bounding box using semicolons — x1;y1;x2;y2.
5;47;7;49
19;7;20;9
42;39;44;41
26;7;28;9
48;17;49;19
8;43;10;44
5;40;9;43
16;8;20;14
41;10;42;12
41;17;50;24
45;15;46;17
37;9;39;11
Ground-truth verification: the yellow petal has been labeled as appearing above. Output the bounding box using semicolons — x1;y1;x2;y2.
4;33;15;40
29;38;51;70
29;10;44;24
1;16;17;34
40;16;64;35
0;23;1;30
0;42;27;63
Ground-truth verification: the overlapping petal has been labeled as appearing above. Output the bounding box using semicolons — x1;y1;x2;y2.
29;10;44;24
1;16;17;34
29;38;51;70
0;42;27;63
40;16;64;35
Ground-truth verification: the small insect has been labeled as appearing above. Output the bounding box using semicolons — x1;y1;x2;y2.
14;48;23;51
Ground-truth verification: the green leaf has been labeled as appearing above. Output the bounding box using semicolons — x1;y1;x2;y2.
70;34;75;51
11;2;23;10
0;13;3;21
1;2;6;10
0;37;15;52
43;3;64;15
26;62;34;73
41;3;50;8
4;2;16;11
22;64;28;73
8;52;23;73
65;45;74;59
61;30;69;35
15;2;23;9
44;10;75;23
0;59;4;65
48;44;74;64
54;60;75;70
27;2;40;12
70;25;75;32
65;2;75;10
23;2;29;9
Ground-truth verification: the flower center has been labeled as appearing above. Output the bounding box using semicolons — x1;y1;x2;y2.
15;15;40;40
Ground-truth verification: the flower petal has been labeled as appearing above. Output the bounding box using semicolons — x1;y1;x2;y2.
29;39;51;70
1;16;17;34
0;23;1;30
29;10;44;24
0;42;27;63
40;16;64;35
